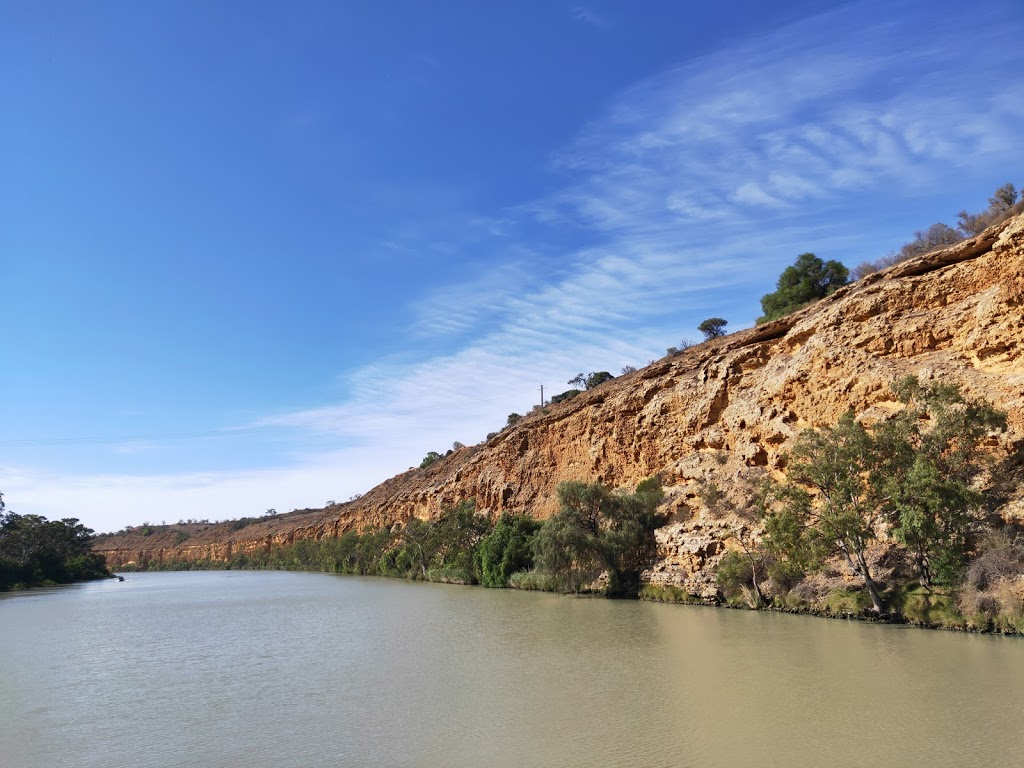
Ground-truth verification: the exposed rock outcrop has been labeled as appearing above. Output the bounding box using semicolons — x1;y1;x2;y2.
96;214;1024;593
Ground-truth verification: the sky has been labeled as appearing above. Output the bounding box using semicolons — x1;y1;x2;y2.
2;0;1023;533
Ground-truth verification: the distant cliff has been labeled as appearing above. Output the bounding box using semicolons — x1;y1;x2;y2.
96;213;1024;594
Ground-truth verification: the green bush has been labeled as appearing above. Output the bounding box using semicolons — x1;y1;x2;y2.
549;389;582;405
419;451;442;469
532;478;666;597
758;253;848;324
716;551;754;601
476;514;541;588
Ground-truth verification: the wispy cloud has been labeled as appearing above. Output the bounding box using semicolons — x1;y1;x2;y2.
542;6;1024;233
571;5;607;29
267;1;1024;452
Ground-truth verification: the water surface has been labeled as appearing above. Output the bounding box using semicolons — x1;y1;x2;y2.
2;571;1022;767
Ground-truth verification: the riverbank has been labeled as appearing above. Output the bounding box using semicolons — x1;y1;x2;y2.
638;581;1024;636
1;511;112;592
114;551;1024;637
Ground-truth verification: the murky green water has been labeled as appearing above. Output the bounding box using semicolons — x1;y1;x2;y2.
1;571;1022;767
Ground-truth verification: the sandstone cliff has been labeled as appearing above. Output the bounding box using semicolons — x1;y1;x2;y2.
96;213;1024;592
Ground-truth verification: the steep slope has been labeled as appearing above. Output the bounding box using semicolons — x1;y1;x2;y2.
96;213;1024;586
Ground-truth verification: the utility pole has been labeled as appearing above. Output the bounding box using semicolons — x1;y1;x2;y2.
540;385;544;409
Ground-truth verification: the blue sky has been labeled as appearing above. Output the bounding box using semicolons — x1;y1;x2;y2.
3;0;1023;533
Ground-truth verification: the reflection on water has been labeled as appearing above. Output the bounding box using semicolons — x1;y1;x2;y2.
1;571;1022;767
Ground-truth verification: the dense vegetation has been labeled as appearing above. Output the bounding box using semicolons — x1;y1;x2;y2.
713;377;1024;632
0;494;110;590
121;480;665;599
531;478;666;596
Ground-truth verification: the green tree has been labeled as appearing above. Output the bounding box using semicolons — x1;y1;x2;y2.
393;501;491;582
599;478;667;596
761;412;888;612
698;317;728;340
476;514;542;587
427;500;490;580
0;499;110;590
506;413;522;427
878;377;1007;586
399;517;433;577
758;253;849;324
419;451;442;469
761;376;1011;610
533;478;666;597
568;371;615;390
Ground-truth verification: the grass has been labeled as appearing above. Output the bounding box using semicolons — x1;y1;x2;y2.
638;583;703;604
508;571;557;591
424;566;473;585
819;587;872;616
888;584;965;629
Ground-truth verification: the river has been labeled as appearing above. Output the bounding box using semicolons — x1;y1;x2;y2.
1;571;1022;767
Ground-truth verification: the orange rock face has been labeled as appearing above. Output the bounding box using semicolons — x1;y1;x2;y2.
97;214;1024;592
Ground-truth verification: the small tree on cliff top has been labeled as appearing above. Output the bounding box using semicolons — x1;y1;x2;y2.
698;317;728;340
568;371;614;390
758;253;849;324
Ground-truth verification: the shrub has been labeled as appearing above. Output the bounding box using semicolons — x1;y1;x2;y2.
419;451;442;469
958;530;1024;632
550;389;582;405
958;182;1020;236
716;550;755;604
758;253;849;324
821;588;872;616
638;583;702;604
476;514;542;588
892;585;963;628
